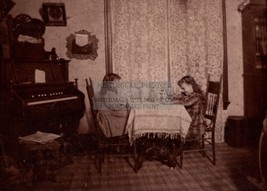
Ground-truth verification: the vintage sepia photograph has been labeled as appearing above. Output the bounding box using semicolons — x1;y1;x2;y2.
0;0;266;190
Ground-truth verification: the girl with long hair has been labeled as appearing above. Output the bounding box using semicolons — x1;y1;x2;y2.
174;75;206;139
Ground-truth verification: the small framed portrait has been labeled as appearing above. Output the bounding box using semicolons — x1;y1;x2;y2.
42;3;66;26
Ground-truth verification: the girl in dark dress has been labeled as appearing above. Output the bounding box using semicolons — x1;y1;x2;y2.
173;75;206;139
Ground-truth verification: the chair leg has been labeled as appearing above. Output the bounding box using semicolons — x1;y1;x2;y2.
212;139;216;165
202;136;206;157
96;149;103;174
134;142;138;172
212;130;216;165
99;156;102;174
180;140;183;169
96;153;100;173
134;139;144;172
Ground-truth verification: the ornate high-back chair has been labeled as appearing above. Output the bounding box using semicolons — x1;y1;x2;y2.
85;78;134;173
179;75;221;168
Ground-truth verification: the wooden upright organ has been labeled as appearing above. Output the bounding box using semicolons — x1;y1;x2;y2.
11;67;85;136
0;14;85;138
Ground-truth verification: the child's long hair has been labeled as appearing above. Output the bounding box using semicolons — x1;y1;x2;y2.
178;76;203;94
178;75;206;108
100;73;121;95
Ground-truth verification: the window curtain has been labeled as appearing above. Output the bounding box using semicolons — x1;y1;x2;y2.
106;0;224;142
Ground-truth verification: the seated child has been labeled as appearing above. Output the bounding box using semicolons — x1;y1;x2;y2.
173;75;207;139
96;73;129;137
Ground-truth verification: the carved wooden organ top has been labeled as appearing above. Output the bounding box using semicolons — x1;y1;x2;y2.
3;14;85;137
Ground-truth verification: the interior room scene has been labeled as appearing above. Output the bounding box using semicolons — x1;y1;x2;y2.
0;0;266;190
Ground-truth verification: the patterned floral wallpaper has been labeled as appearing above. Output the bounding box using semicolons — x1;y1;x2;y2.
9;0;247;140
109;0;224;142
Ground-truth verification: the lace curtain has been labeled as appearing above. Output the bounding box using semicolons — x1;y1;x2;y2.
106;0;224;142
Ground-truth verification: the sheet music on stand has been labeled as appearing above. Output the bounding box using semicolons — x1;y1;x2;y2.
19;131;61;144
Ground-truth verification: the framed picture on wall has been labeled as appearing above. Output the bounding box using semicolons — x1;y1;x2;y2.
42;3;67;26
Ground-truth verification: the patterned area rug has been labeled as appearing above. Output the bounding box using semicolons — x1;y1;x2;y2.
30;143;264;191
32;171;74;191
76;143;262;191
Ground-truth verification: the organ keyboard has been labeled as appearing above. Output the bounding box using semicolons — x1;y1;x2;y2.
26;95;78;106
12;81;85;136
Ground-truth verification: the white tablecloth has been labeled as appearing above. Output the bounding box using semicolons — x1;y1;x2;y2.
126;104;192;144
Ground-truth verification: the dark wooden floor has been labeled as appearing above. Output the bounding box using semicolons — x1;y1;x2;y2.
25;142;265;191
